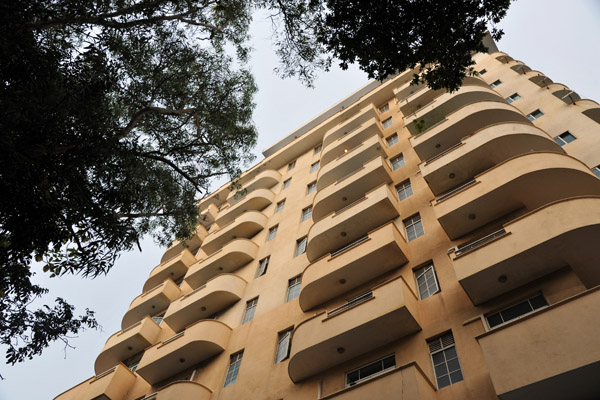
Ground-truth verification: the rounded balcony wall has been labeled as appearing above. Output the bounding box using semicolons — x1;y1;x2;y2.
215;188;275;226
226;169;281;205
121;278;181;329
201;211;267;255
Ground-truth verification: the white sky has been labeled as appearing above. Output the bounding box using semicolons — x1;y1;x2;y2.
2;1;599;398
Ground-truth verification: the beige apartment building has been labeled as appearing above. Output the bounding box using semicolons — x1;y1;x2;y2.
55;44;600;400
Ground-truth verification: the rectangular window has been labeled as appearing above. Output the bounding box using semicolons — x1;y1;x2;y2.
275;329;293;363
287;160;296;171
506;93;521;103
379;103;390;113
346;354;396;387
152;314;164;326
314;144;323;154
526;109;544;121
282;178;291;190
126;355;142;373
428;332;463;389
486;294;548;329
489;79;502;88
301;206;313;222
390;154;405;171
224;351;244;387
404;214;424;241
386;133;399;146
276;199;286;213
256;257;269;277
267;225;278;241
295;237;307;257
593;165;600;179
242;298;258;324
382;117;393;129
478;69;487;75
396;180;413;201
310;161;320;173
553;131;577;146
414;264;440;300
286;276;301;302
306;181;317;195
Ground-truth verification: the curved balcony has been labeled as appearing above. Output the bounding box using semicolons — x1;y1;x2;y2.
152;381;212;400
288;276;420;382
434;152;600;240
420;122;563;196
307;184;401;263
449;196;600;305
201;211;267;255
199;203;218;229
404;84;502;131
122;279;181;329
215;188;275;226
317;135;388;192
477;288;600;400
185;238;258;289
320;118;383;168
409;101;530;162
227;169;281;205
323;104;379;149
163;274;247;332
144;248;197;292
54;363;136;400
394;80;427;103
160;226;208;263
300;222;409;311
94;316;161;374
136;320;232;385
313;156;393;222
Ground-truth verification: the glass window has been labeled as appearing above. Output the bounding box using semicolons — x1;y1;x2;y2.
301;206;313;222
553;131;577;146
152;314;164;326
287;160;296;171
282;178;291;190
592;166;600;179
428;332;464;389
242;298;258;324
382;117;393;129
390;154;405;171
314;144;322;154
276;199;285;213
414;264;440;300
386;133;399;146
346;354;396;387
275;329;293;363
490;79;502;88
404;214;424;241
396;180;413;201
126;354;143;373
295;237;307;257
256;257;269;277
287;276;301;302
506;93;521;103
486;294;548;329
379;103;390;113
306;181;317;195
478;69;487;75
526;109;544;121
224;351;244;387
267;225;278;241
310;161;320;173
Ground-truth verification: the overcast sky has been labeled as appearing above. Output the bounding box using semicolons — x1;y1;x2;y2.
2;1;599;398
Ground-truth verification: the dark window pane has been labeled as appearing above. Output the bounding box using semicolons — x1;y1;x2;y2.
487;313;503;328
432;352;445;365
435;363;448;377
530;295;548;309
444;346;457;360
450;369;464;383
501;301;532;321
447;358;461;373
382;355;396;369
437;375;451;389
346;370;359;385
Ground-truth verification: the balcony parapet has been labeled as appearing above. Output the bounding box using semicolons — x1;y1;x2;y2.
147;381;212;400
160;226;208;264
226;169;281;206
323;104;379;149
215;188;275;227
122;279;181;329
144;248;197;292
201;210;267;255
54;363;136;400
320;117;384;168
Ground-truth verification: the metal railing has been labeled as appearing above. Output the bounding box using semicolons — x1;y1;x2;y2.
454;228;507;256
435;179;476;203
424;141;464;165
330;235;369;258
334;196;367;216
327;291;373;317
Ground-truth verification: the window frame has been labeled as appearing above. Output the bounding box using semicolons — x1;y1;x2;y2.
345;354;396;387
275;199;286;213
287;160;296;171
485;293;548;330
286;276;302;302
274;328;293;364
592;165;600;179
386;133;399;146
390;154;405;171
553;131;577;146
314;144;323;154
223;351;244;387
404;213;424;241
379;103;390;113
282;178;291;190
382;117;393;129
256;256;269;277
526;109;544;121
242;298;258;324
428;332;464;389
267;225;278;241
396;179;413;201
506;92;521;103
489;79;502;88
414;263;440;300
301;206;313;222
310;161;320;173
306;181;317;195
295;236;307;257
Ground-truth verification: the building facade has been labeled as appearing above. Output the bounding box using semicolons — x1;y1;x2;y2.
55;47;600;400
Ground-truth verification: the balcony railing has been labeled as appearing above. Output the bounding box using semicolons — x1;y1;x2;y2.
434;179;476;203
452;228;507;257
327;291;373;317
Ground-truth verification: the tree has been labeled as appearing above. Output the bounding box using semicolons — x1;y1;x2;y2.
0;0;511;366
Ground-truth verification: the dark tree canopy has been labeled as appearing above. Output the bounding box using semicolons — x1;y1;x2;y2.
0;0;510;366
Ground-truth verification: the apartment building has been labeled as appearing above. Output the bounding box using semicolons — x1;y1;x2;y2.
55;46;600;400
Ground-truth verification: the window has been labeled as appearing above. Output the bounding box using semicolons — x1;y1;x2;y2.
428;332;463;389
414;264;440;300
267;225;278;241
310;161;320;173
287;160;296;171
486;294;548;329
382;117;393;129
390;154;405;171
593;165;600;179
404;214;424;241
346;355;396;387
224;351;244;387
301;206;313;222
282;178;291;190
275;329;293;363
506;93;521;103
379;103;390;113
478;69;487;75
526;109;544;121
396;180;413;201
386;133;399;146
489;79;502;88
306;181;317;195
295;237;307;257
256;257;269;277
242;298;258;324
276;199;286;213
152;313;164;326
126;354;143;373
553;131;577;146
314;144;322;154
286;276;301;302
